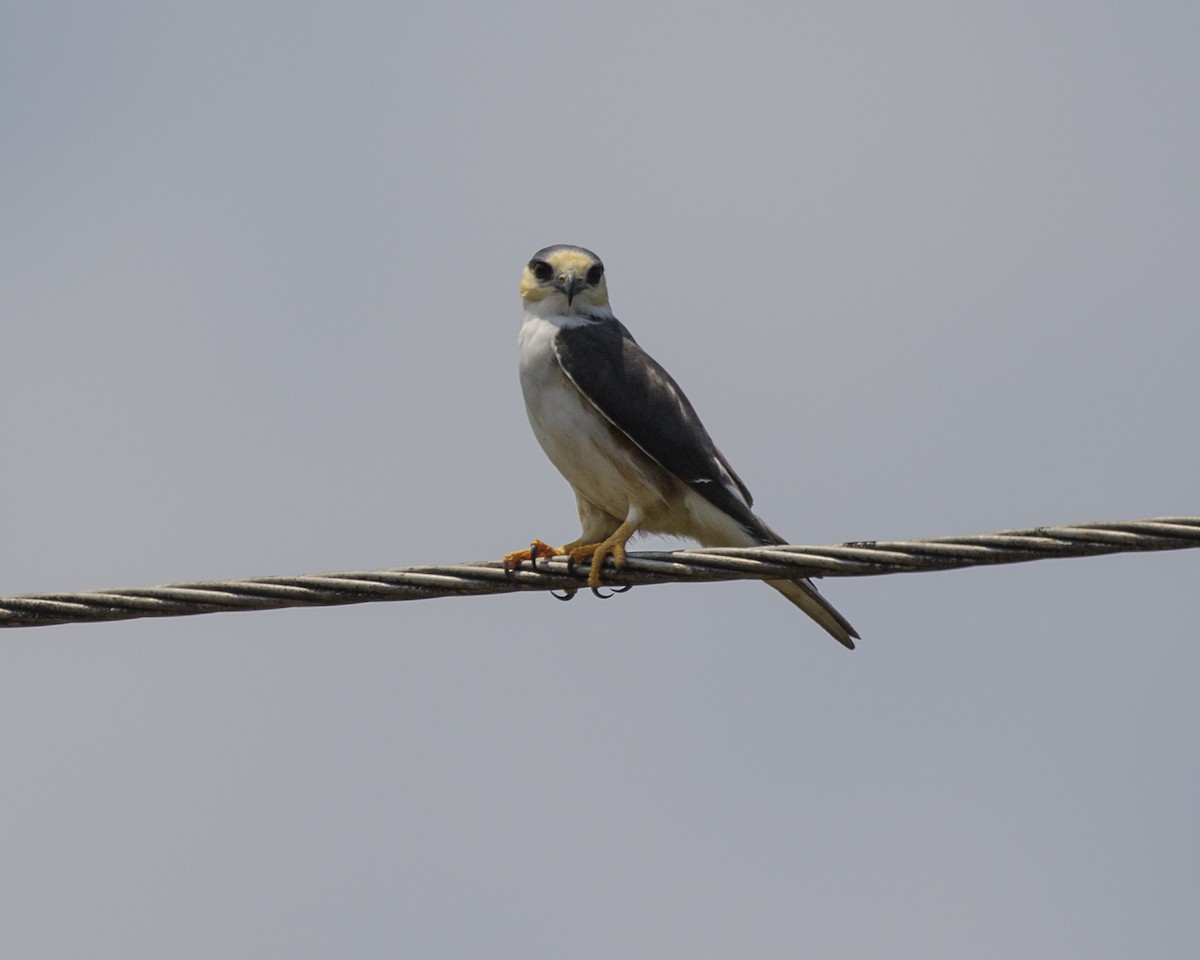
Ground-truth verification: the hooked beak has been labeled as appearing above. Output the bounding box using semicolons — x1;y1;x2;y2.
559;273;580;306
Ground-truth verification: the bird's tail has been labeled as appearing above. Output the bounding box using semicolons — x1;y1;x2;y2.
766;578;859;650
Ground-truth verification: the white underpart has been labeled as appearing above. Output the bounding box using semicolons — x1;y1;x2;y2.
518;312;657;525
518;308;755;547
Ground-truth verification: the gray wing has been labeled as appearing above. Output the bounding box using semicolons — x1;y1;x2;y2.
553;319;777;544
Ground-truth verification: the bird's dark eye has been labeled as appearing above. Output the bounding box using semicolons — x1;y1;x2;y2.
586;264;604;285
529;259;553;282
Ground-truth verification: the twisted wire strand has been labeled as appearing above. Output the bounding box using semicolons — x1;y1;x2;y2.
1;517;1196;629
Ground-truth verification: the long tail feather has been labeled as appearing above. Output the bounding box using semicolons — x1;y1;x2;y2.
766;578;859;650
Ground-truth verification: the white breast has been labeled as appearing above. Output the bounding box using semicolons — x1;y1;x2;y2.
517;313;672;522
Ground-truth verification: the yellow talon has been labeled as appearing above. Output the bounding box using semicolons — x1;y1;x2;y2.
503;539;562;569
565;521;637;589
506;521;637;589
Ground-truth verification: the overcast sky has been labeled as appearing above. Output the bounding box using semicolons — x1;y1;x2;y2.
2;1;1198;957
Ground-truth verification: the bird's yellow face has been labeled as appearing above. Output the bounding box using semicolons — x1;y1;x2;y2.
520;245;610;311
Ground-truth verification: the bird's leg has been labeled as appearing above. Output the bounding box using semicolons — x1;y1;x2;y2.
555;537;592;576
564;520;639;591
503;539;563;572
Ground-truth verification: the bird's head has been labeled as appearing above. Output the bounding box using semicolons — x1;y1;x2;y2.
520;245;610;316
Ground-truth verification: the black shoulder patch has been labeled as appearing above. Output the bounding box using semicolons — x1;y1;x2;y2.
554;320;773;543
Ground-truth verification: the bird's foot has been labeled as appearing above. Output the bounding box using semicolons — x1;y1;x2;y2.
503;539;563;574
567;532;631;593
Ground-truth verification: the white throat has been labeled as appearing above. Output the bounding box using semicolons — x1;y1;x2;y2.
521;295;614;327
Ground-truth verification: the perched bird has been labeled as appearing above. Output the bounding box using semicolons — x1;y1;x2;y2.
504;244;859;648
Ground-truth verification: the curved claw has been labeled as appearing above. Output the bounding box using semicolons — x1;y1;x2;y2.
504;540;562;577
551;589;577;602
590;582;632;599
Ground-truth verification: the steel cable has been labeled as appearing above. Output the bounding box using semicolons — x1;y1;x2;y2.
1;517;1196;628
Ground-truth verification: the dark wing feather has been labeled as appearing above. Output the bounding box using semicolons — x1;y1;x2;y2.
554;319;776;543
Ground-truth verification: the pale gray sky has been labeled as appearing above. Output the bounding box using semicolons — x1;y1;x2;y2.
2;1;1198;957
